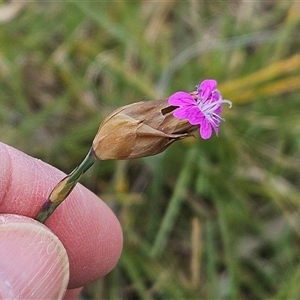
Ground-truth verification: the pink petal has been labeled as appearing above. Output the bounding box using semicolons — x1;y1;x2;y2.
199;119;212;139
198;79;217;100
188;107;205;125
200;79;217;91
173;106;193;119
168;91;194;106
211;90;221;101
214;105;222;114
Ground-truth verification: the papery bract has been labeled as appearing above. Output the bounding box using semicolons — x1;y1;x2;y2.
92;99;198;160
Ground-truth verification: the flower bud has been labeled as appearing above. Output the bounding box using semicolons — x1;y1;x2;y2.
92;98;197;160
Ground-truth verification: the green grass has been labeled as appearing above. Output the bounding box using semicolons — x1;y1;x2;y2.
1;1;300;299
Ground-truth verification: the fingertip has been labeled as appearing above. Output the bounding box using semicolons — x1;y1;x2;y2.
0;142;63;216
0;143;12;203
63;287;83;300
0;214;69;299
0;142;123;288
47;189;123;288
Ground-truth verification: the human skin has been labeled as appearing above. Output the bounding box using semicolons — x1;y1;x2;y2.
0;142;123;299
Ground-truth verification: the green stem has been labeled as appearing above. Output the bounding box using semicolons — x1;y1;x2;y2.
36;147;97;223
67;148;97;183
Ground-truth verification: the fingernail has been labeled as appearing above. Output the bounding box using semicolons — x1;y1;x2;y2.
0;214;69;299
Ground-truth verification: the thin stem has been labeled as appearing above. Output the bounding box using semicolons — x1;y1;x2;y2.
36;147;97;223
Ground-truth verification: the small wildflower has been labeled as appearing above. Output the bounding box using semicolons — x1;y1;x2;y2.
168;79;232;139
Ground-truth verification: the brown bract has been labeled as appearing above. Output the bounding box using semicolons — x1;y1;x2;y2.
92;98;198;160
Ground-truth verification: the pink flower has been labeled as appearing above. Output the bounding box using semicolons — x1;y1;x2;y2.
168;79;232;139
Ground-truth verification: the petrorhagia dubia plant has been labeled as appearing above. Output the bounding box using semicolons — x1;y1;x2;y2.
36;79;232;223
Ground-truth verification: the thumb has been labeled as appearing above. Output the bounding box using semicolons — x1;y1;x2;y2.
0;214;69;299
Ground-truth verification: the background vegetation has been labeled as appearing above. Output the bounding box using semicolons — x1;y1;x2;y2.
1;1;300;299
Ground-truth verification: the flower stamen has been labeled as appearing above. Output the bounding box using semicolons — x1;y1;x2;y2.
197;93;232;127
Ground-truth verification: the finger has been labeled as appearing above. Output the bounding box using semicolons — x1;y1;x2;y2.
0;214;69;299
63;288;83;300
0;142;123;288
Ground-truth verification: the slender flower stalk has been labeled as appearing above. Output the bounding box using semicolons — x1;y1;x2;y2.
36;79;232;223
36;148;97;223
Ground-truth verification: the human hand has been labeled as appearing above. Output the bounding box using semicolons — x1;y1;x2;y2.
0;142;123;299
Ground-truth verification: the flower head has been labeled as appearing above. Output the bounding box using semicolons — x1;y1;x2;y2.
168;79;232;139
